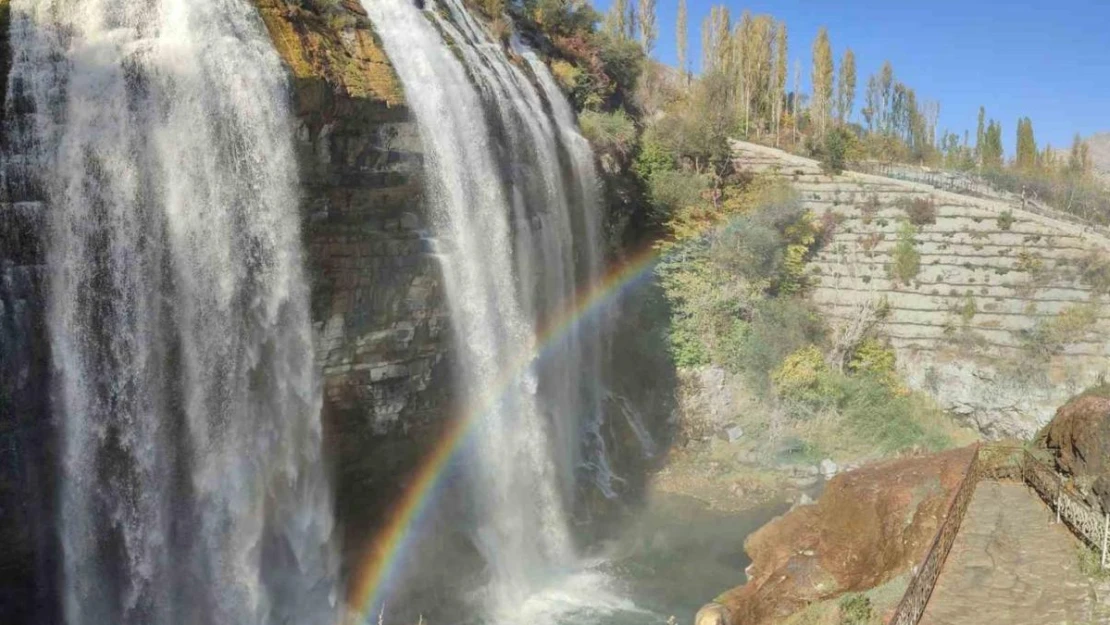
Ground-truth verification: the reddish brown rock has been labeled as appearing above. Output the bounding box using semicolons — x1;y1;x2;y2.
1040;387;1110;513
714;447;977;625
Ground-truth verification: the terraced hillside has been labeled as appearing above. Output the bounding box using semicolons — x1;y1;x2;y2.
733;141;1110;438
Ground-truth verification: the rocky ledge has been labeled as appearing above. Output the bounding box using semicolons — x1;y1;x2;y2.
1039;386;1110;514
699;446;975;625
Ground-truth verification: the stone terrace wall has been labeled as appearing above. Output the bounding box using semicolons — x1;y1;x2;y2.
733;141;1110;438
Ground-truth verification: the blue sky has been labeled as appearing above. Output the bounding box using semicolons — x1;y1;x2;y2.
590;0;1109;155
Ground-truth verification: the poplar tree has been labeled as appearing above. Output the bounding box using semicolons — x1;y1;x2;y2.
639;0;657;54
773;21;787;144
604;0;628;39
1016;117;1038;171
836;47;856;123
975;106;986;165
737;14;773;133
982;120;1004;170
1068;133;1091;177
862;74;878;132
701;6;730;73
676;0;688;77
810;27;834;134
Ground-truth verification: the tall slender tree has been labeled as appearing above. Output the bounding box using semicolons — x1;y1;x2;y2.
835;47;856;124
773;21;788;144
975;106;986;165
639;0;657;54
792;59;801;144
604;0;629;38
701;6;730;73
982;119;1004;169
1016;117;1038;170
862;73;879;132
878;61;894;133
1068;133;1091;177
676;0;688;77
738;14;773;133
810;27;834;134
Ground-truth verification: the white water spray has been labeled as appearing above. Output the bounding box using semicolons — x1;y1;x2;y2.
360;0;616;620
5;1;336;623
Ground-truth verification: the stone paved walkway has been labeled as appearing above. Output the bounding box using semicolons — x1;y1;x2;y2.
919;481;1110;625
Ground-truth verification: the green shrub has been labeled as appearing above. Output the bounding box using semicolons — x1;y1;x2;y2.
1015;249;1044;276
578;109;637;156
898;196;937;226
889;222;921;285
954;295;978;323
732;298;827;390
709;192;815;295
773;345;837;408
1022;304;1100;359
1077;545;1110;581
860;193;882;225
847;337;897;385
594;33;644;97
816;127;858;175
646;169;708;220
838;376;939;453
1077;251;1110;294
632;135;677;180
997;210;1015;231
838;593;873;625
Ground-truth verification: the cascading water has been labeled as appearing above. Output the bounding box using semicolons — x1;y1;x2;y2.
361;0;623;620
5;1;336;624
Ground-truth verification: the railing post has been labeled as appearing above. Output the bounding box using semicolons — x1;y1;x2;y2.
1102;514;1109;569
1056;483;1062;525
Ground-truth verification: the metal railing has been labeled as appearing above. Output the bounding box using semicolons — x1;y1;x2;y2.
887;444;1109;625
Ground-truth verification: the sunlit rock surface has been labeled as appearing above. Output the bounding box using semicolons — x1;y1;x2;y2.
1039;387;1110;514
713;447;975;625
254;0;454;563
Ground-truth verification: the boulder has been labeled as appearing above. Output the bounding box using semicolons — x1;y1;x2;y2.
1040;388;1110;513
711;447;975;625
694;603;731;625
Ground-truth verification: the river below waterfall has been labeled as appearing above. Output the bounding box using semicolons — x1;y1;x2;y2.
589;494;788;624
402;492;789;625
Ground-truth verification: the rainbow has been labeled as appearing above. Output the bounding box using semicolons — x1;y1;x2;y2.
343;243;663;625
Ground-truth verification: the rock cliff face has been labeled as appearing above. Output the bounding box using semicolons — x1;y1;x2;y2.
709;447;975;625
253;0;455;555
0;0;58;621
733;141;1110;439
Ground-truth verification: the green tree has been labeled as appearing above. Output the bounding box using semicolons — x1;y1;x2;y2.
737;14;774;134
676;0;688;76
982;119;1004;170
1068;133;1091;177
701;6;730;72
878;61;894;133
836;47;856;123
773;21;788;144
810;27;834;134
975;105;985;166
638;0;657;54
1016;117;1037;171
604;0;629;38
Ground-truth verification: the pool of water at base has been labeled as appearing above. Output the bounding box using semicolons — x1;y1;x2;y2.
495;492;792;625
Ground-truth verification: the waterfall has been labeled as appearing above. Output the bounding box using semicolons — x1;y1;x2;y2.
5;1;336;624
361;0;611;619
